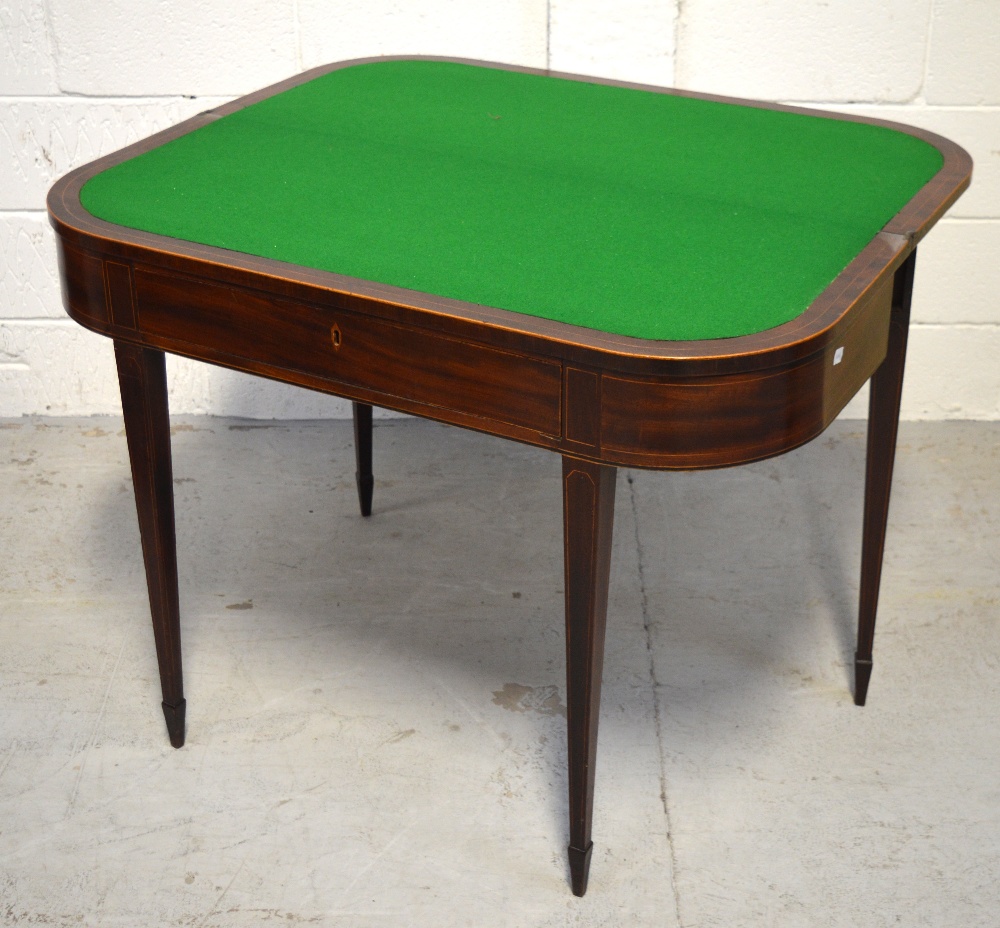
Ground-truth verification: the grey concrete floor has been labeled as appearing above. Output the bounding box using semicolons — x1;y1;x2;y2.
1;416;998;927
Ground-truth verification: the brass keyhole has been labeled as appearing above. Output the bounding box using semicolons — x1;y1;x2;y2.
331;323;342;350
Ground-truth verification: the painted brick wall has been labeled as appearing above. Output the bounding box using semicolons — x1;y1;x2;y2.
1;1;996;418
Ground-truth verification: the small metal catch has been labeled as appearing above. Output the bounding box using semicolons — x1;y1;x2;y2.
331;323;342;350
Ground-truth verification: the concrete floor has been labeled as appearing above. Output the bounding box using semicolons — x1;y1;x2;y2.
1;416;998;927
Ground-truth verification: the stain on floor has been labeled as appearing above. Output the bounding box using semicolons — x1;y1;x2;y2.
492;683;566;718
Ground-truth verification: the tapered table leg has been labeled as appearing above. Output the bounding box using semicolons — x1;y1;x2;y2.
115;342;186;747
562;456;617;896
855;249;916;706
352;401;374;517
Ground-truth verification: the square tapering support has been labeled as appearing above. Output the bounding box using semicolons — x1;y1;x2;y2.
352;401;374;517
855;249;916;707
562;456;617;896
115;341;186;748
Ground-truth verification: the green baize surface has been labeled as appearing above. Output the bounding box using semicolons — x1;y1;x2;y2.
80;60;942;341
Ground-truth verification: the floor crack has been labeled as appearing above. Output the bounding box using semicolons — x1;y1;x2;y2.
628;471;685;928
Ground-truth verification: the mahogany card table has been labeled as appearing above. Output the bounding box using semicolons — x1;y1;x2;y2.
48;57;971;895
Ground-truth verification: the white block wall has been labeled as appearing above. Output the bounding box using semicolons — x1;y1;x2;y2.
1;1;996;418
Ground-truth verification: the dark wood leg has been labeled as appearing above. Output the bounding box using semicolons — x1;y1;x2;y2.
562;455;617;896
114;342;185;747
855;249;916;706
352;401;374;517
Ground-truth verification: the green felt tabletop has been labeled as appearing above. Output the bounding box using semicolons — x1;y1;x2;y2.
80;59;942;341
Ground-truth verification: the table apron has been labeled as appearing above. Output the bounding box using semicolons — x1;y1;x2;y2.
58;241;893;470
